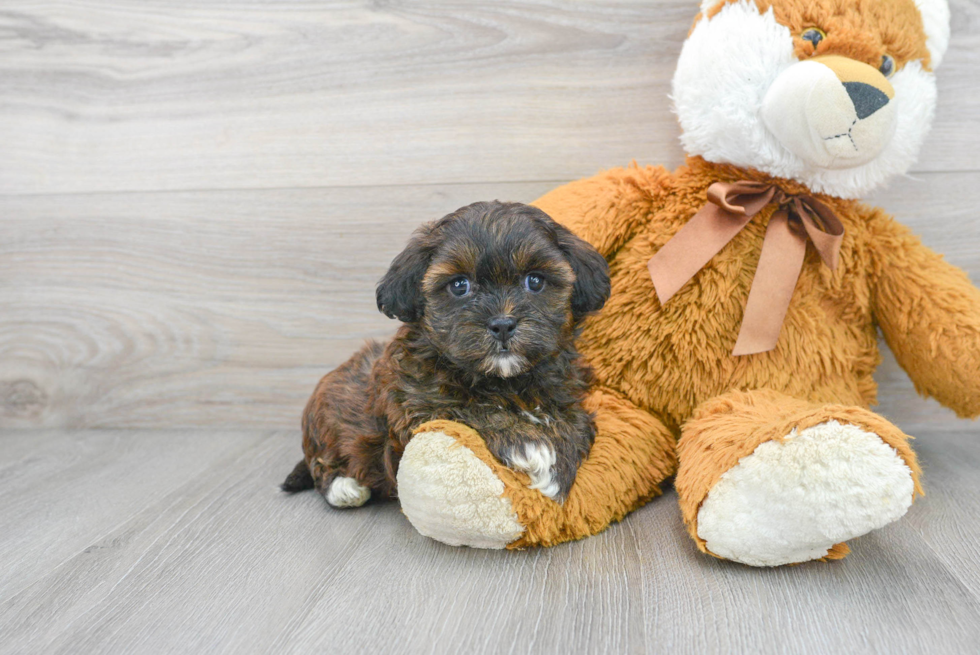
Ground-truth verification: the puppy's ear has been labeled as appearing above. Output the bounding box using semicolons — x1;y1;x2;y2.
553;222;611;322
376;224;435;323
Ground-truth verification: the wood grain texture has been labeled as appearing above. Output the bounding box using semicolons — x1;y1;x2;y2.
0;181;556;429
2;172;978;430
2;428;979;654
0;0;977;196
2;173;978;430
0;429;271;602
903;430;980;597
1;0;978;432
2;2;979;653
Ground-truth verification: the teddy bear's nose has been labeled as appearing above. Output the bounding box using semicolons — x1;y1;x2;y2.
843;81;890;119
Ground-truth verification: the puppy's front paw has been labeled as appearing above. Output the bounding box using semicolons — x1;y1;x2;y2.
506;443;562;502
324;476;371;508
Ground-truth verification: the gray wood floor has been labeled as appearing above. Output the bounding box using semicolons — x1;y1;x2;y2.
2;427;980;654
2;1;980;653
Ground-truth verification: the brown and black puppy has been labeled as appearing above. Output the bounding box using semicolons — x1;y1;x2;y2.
282;201;610;507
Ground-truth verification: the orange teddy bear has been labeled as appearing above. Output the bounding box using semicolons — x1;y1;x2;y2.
394;0;980;566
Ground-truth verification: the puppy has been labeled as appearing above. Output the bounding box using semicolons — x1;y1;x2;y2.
282;201;610;507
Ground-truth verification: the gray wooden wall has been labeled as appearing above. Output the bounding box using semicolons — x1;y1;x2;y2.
1;0;978;431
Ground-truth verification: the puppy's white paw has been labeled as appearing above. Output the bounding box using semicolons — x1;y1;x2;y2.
325;476;371;508
507;443;560;501
696;420;915;566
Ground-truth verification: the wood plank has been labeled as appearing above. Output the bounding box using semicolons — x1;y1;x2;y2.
2;428;979;654
630;493;980;653
2;172;978;430
0;428;272;602
0;181;557;429
903;430;980;598
0;0;977;196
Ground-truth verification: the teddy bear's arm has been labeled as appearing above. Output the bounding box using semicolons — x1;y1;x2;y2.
532;165;672;258
870;214;980;419
396;387;678;549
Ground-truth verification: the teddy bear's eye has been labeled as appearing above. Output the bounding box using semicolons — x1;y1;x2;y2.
801;28;825;48
879;54;895;78
447;276;471;297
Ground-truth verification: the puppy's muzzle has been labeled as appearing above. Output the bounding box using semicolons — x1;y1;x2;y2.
487;315;518;347
761;54;896;169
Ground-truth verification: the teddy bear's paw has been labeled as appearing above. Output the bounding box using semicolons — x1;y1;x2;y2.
397;429;526;548
696;420;915;567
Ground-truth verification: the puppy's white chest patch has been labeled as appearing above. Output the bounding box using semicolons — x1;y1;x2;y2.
506;443;560;500
489;353;528;378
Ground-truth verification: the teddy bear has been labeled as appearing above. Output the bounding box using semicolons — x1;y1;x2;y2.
392;0;980;566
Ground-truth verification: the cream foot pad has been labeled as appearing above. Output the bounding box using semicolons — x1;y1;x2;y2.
397;430;525;549
696;421;915;566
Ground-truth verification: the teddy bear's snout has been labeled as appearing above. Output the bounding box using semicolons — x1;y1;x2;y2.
761;55;896;170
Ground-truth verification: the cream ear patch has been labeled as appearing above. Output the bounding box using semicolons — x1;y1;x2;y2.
914;0;951;68
699;0;727;15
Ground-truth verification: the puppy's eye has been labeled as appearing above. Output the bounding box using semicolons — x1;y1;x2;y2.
447;276;471;297
879;54;895;78
801;28;825;48
523;273;545;293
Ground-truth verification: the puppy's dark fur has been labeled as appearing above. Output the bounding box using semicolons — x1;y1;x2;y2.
282;201;610;504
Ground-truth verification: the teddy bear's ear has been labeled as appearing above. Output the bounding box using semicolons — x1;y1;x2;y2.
376;223;437;323
914;0;950;68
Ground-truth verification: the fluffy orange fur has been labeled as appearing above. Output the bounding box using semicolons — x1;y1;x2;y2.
502;155;980;554
413;154;979;553
402;0;974;557
675;388;923;555
413;384;676;548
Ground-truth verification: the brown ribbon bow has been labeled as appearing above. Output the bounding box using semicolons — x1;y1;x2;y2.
647;181;844;356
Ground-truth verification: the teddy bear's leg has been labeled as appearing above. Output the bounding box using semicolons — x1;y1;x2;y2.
676;389;922;567
397;387;676;548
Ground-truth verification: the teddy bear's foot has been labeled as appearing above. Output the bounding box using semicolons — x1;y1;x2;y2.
398;389;676;549
677;389;922;567
397;426;526;549
696;420;914;566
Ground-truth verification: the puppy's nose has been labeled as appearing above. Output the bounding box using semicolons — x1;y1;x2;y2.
843;81;889;119
487;316;518;343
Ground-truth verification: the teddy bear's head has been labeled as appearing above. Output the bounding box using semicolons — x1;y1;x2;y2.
672;0;949;198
